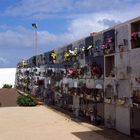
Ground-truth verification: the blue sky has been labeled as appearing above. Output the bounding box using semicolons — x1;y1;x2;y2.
0;0;140;68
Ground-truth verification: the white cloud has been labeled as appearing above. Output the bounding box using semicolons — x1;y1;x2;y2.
0;57;9;64
0;25;73;51
0;11;138;52
68;14;109;38
0;27;33;48
3;0;71;17
0;0;140;52
2;0;140;19
0;0;140;68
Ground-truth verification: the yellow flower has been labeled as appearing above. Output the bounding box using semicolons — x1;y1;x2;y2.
64;52;71;61
51;52;57;60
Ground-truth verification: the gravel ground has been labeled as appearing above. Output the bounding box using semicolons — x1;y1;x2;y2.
0;88;19;107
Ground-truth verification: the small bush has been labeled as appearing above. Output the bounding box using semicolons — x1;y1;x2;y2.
2;84;12;88
17;95;37;106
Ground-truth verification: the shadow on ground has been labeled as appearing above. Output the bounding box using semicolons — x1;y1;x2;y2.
45;105;139;140
72;128;140;140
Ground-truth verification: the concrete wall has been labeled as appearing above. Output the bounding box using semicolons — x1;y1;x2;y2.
97;103;104;117
131;108;140;129
86;79;94;88
116;106;130;135
115;52;130;80
130;48;140;89
117;80;131;98
116;25;129;53
104;104;116;128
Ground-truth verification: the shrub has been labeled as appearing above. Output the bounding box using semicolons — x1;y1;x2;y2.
2;84;12;88
17;95;37;106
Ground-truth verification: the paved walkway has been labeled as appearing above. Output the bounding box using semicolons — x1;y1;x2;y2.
0;106;138;140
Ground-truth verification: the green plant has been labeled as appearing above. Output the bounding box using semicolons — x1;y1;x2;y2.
2;84;12;88
17;95;37;106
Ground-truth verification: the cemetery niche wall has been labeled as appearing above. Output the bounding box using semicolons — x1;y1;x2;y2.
15;17;140;136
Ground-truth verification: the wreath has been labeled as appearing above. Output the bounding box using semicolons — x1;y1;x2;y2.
67;68;78;78
101;37;115;54
64;52;72;61
80;85;91;95
131;32;139;41
91;63;102;78
50;52;57;63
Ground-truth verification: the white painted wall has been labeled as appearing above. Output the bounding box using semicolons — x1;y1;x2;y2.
0;68;16;88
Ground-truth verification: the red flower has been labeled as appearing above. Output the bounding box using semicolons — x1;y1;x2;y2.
91;63;102;78
67;68;78;78
131;32;138;40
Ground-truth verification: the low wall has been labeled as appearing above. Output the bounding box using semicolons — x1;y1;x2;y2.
0;68;16;88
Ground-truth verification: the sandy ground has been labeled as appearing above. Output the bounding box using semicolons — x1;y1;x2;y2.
0;106;104;140
0;89;138;140
0;106;138;140
0;88;19;107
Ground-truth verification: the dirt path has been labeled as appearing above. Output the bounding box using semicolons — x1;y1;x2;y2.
0;88;19;107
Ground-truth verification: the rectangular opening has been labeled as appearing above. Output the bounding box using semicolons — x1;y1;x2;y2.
105;55;115;77
103;29;115;54
85;36;94;56
131;20;140;49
